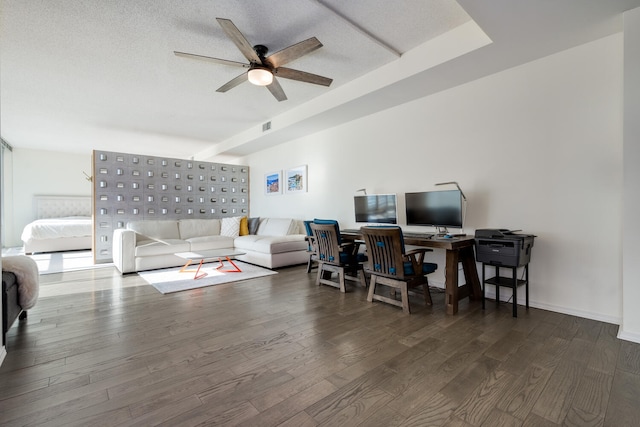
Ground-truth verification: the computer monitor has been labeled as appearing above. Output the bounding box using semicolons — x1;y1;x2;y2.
405;190;463;230
354;194;398;224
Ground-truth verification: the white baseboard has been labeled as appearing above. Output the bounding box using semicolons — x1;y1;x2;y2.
617;329;640;344
0;346;6;367
527;299;620;325
428;280;621;325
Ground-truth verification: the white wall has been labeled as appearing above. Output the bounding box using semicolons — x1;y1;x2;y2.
4;148;91;247
242;34;624;324
0;144;5;363
621;8;640;341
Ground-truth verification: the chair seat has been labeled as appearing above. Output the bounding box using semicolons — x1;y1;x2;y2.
337;252;367;264
372;261;437;276
406;261;438;276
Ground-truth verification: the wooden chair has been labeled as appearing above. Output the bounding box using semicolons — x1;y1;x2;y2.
360;226;438;314
310;222;366;292
303;220;318;273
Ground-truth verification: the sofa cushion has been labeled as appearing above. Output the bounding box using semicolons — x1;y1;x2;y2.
135;239;190;257
248;217;260;235
178;219;221;240
234;235;307;254
128;220;180;241
239;216;249;236
186;235;236;251
257;218;297;236
221;216;241;237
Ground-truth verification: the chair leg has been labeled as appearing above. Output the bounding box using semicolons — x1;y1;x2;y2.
315;264;323;286
367;275;377;302
422;282;433;306
307;256;313;273
338;270;346;293
400;283;410;314
364;269;371;287
358;268;367;288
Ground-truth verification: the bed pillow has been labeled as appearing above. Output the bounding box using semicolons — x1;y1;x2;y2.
220;216;242;237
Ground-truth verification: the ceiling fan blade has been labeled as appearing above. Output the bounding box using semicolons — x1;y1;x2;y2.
267;77;287;102
216;18;261;64
174;51;249;68
267;37;323;68
216;72;248;93
275;67;333;87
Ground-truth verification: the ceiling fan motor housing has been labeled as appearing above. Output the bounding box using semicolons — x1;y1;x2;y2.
253;44;269;60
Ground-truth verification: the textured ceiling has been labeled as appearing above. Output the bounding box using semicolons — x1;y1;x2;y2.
1;0;639;159
0;0;469;158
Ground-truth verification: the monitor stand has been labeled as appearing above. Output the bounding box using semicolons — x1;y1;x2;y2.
436;226;449;236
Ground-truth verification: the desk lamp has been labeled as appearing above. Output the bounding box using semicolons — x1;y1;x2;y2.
435;181;466;200
435;181;467;236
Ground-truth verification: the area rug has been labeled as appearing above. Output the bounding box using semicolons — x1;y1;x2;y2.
139;261;278;294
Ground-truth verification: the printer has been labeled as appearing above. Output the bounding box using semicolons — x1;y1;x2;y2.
474;229;535;267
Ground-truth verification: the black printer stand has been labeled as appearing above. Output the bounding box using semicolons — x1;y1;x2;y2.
475;229;534;318
481;263;529;318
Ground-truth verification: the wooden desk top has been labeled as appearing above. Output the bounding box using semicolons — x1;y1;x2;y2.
340;231;475;250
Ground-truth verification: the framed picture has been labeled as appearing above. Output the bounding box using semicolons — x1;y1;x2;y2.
285;165;307;193
265;171;282;195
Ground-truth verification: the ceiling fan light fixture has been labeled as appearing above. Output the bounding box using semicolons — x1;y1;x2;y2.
248;67;273;86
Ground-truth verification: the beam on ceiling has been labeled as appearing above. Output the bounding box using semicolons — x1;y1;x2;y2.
310;0;402;57
1;138;13;151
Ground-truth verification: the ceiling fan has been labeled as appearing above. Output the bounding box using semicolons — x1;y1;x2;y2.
174;18;333;102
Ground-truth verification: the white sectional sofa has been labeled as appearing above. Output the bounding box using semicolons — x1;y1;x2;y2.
112;217;308;274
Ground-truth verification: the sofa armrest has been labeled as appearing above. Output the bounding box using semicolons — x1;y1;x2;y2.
112;229;137;274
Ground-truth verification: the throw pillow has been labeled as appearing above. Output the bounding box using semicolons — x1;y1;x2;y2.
220;216;241;237
239;216;249;236
248;217;260;234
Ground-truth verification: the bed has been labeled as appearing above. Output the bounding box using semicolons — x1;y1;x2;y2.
21;196;92;254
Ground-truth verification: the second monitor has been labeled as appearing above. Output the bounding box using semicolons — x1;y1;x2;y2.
405;190;463;234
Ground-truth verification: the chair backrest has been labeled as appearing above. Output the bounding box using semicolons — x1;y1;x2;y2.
313;218;342;244
303;220;315;251
310;222;343;266
303;220;313;236
360;226;408;280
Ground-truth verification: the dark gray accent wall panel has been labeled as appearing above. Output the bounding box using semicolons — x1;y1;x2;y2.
93;150;249;263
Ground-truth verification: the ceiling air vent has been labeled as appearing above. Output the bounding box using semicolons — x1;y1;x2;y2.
262;121;271;132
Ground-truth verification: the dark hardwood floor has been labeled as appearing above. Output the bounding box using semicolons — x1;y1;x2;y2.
1;264;640;426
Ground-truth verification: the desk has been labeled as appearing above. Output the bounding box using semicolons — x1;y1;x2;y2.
342;232;482;315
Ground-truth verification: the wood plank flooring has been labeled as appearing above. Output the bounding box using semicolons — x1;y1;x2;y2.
1;264;640;426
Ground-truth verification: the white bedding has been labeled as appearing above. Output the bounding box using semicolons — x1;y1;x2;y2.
21;216;92;241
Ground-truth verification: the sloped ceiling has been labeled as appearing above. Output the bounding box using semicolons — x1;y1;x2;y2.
1;0;639;160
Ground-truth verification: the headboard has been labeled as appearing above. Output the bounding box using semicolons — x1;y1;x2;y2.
34;195;92;219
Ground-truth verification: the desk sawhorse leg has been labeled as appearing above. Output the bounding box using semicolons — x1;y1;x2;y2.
444;246;483;315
